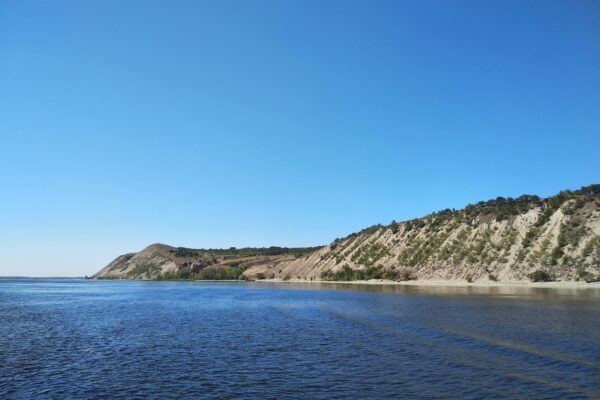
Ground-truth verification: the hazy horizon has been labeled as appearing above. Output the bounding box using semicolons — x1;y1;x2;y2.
1;0;599;277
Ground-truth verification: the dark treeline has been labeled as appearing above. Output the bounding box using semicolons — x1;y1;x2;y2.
170;246;321;259
405;184;600;228
320;265;414;282
159;265;245;281
333;184;600;242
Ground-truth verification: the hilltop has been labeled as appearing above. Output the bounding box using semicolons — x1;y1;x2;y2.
95;184;600;283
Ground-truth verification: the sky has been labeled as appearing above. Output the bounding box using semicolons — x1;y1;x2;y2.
1;0;599;277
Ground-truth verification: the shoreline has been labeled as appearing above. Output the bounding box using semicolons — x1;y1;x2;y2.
248;278;600;289
78;277;600;289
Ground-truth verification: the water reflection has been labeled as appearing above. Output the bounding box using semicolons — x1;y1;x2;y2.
249;280;600;300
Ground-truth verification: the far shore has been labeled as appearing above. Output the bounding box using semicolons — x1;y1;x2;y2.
244;278;600;289
82;277;600;289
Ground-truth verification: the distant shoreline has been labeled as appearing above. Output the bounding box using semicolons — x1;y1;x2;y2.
247;279;600;289
5;276;600;289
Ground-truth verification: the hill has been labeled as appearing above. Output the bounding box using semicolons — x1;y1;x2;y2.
93;244;319;280
95;184;600;283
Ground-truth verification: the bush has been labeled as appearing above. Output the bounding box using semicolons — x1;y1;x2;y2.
171;246;320;258
528;270;552;282
488;273;498;281
255;273;266;280
522;227;539;248
397;268;415;281
196;266;243;280
159;265;244;280
465;274;473;283
320;265;386;281
382;270;397;280
351;243;390;267
576;267;599;283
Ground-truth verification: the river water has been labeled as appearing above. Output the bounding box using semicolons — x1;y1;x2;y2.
1;279;598;399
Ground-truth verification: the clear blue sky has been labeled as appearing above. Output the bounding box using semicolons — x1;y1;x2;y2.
1;0;599;276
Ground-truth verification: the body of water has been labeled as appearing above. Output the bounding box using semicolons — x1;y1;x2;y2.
1;279;599;399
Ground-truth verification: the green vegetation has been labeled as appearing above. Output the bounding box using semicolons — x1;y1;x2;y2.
403;219;426;232
171;246;319;259
351;243;390;267
499;228;518;252
395;268;415;281
463;194;541;222
320;265;414;281
576;266;599;283
197;266;244;280
557;220;588;249
528;270;552;282
321;265;377;281
521;227;539;248
581;236;600;269
160;265;244;280
426;184;600;224
583;236;600;258
336;224;384;243
397;238;427;267
127;262;161;277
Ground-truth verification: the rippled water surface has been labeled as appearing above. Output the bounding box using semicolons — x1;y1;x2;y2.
1;279;599;399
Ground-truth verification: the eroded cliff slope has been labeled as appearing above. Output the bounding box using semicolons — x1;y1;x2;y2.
246;185;600;282
96;185;600;282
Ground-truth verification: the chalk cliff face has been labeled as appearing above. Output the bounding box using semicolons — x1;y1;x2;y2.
96;185;600;282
